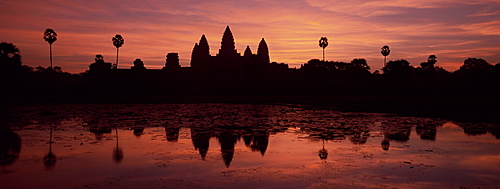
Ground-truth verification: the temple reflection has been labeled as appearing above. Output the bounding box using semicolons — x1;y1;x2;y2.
218;132;239;168
191;128;212;160
249;133;269;156
243;127;270;156
189;126;271;167
165;126;181;142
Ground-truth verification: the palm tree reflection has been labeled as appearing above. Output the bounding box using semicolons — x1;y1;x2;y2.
381;137;390;151
318;139;328;160
43;126;57;168
113;128;124;164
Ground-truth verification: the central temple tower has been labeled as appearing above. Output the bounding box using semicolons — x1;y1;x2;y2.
217;26;239;60
190;25;279;71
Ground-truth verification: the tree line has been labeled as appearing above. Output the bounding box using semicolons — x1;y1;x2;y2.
1;30;500;104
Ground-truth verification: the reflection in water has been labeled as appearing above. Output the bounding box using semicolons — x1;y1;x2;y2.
0;131;21;166
384;124;411;142
80;133;84;145
43;126;56;168
218;132;238;168
416;122;437;140
456;122;500;139
1;104;500;188
90;126;112;140
133;127;144;137
249;134;269;156
380;121;413;151
318;140;328;160
381;138;390;151
349;130;370;145
191;128;211;160
165;126;180;142
113;128;124;164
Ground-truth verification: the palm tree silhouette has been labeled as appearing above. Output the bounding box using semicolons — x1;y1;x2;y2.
319;37;329;61
112;34;124;69
43;28;57;69
381;45;390;66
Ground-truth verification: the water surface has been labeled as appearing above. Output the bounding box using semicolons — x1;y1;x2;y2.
1;104;499;188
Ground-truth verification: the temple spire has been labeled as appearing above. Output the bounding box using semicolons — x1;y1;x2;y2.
198;34;210;57
191;34;211;68
257;38;270;63
218;26;238;58
244;45;252;58
190;43;199;67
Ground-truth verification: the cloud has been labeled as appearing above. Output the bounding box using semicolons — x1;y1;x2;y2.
460;20;500;36
468;6;500;17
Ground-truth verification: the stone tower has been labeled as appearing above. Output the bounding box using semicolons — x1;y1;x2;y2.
244;45;252;59
164;53;180;70
190;34;211;68
190;43;199;67
257;38;270;64
217;26;239;59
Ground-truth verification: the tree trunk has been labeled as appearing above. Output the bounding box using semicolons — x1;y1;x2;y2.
50;44;53;69
115;48;119;69
322;48;325;62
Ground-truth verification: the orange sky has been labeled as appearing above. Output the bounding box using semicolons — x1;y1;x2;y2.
1;0;499;73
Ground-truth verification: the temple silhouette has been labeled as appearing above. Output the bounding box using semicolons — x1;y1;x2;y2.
191;26;273;71
89;26;286;74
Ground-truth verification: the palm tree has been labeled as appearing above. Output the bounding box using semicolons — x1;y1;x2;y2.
381;45;390;66
319;37;329;61
112;34;124;69
43;29;57;69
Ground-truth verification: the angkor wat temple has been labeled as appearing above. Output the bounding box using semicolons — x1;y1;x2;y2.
190;26;278;71
89;26;288;73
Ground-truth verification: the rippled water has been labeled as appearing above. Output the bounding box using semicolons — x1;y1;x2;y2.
1;103;499;188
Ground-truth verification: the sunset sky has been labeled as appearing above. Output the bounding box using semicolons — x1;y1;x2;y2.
1;0;499;73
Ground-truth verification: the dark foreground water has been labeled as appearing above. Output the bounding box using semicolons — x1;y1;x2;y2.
1;103;499;189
